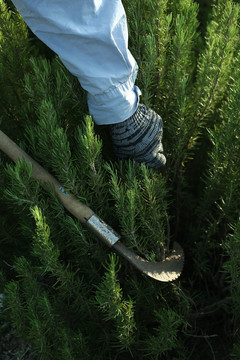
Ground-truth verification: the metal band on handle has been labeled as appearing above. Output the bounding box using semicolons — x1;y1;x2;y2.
86;214;120;247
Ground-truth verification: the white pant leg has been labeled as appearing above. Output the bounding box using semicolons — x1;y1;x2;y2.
11;0;141;124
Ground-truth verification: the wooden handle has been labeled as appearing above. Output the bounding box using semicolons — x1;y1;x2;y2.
0;130;185;281
0;130;94;223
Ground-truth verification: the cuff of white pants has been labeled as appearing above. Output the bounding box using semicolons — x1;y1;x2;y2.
87;80;142;125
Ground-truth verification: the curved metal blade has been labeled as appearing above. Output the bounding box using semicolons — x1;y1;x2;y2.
86;213;184;281
113;241;184;282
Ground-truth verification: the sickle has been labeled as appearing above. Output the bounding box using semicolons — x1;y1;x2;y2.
0;129;184;282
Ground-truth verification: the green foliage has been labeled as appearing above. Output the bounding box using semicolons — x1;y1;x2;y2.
190;0;239;123
122;0;172;106
0;0;33;131
142;309;184;359
192;49;240;275
168;0;239;170
106;161;169;260
4;208;90;360
95;255;136;350
3;159;40;213
23;56;87;129
73;115;108;213
1;0;240;359
224;222;240;306
222;219;240;360
231;338;240;360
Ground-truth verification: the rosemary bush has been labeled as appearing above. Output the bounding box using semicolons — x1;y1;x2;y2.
1;0;240;358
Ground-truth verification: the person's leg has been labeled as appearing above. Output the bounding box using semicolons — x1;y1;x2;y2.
12;0;166;168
